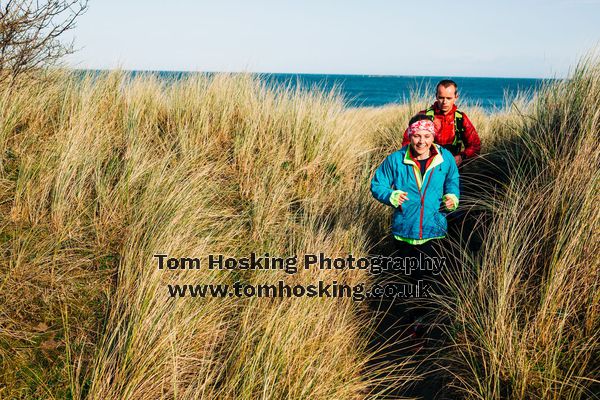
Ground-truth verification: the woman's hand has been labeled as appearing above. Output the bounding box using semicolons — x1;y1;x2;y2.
389;190;409;208
441;194;458;211
443;196;455;210
396;191;409;205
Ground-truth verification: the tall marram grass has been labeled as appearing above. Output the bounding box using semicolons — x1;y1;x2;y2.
438;57;600;399
0;70;419;399
0;56;598;400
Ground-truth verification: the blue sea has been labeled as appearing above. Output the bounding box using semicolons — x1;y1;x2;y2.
123;70;551;113
259;73;549;112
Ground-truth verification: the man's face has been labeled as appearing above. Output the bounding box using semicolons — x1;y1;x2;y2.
410;130;434;157
436;85;458;114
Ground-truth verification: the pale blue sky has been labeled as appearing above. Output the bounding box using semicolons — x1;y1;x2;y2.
65;0;600;78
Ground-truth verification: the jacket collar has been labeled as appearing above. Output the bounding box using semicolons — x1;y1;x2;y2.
403;144;444;190
403;143;444;169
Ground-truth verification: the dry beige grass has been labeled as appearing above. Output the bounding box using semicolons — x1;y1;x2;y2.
0;71;417;399
0;60;598;399
436;58;600;399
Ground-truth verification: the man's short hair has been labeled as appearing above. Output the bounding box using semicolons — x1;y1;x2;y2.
436;79;458;95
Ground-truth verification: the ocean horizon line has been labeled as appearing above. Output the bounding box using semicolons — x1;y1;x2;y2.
72;68;559;81
70;69;549;111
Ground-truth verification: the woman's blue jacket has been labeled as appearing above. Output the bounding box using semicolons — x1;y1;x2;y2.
370;144;460;241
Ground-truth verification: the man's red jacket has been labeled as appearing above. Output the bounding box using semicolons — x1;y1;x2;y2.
402;102;481;160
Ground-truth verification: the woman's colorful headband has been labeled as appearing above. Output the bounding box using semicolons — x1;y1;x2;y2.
408;119;435;137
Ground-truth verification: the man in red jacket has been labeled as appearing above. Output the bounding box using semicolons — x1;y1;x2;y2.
402;80;481;167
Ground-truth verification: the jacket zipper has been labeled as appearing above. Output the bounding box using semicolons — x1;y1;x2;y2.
413;167;435;239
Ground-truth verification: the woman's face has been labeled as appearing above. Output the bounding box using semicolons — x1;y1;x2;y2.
410;130;434;157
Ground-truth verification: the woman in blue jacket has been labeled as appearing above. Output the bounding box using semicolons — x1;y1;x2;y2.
371;114;460;338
